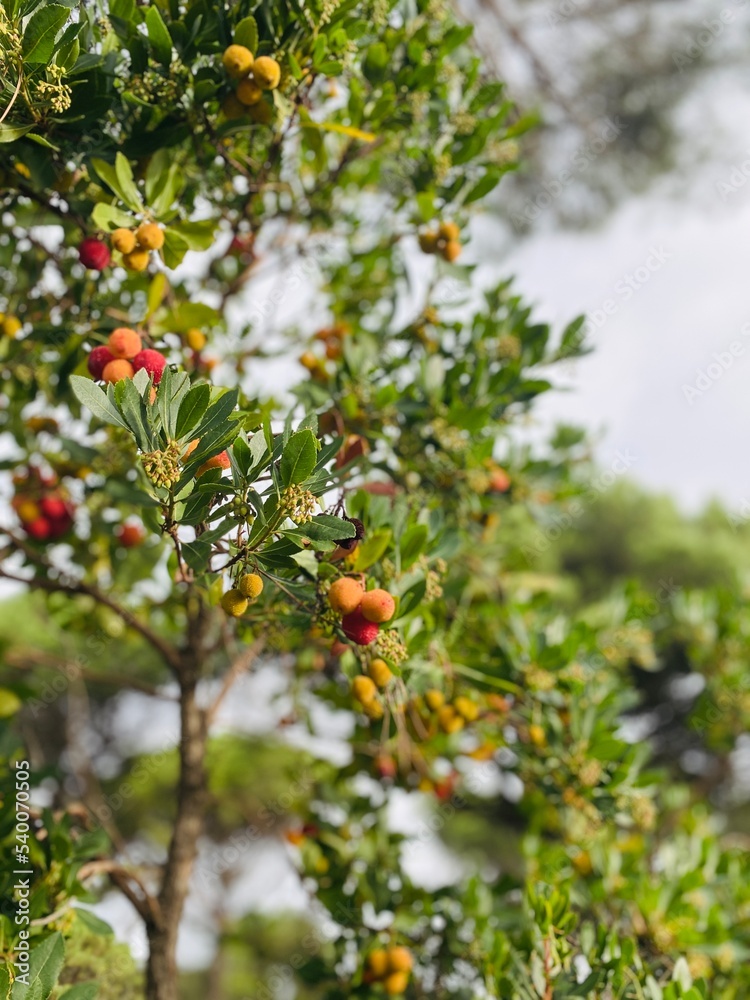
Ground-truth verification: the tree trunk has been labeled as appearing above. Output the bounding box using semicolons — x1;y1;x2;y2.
145;666;207;1000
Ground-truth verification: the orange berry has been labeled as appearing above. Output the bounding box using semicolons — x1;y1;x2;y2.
327;577;364;615
388;946;413;973
441;240;461;263
101;359;134;383
107;327;142;359
360;589;396;623
367;949;390;979
438;221;460;241
383;971;409;995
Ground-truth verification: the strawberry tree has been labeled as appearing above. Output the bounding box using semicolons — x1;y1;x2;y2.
0;1;749;999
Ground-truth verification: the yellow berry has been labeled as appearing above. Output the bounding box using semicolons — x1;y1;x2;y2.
388;947;413;973
437;705;464;734
453;696;479;722
236;78;263;106
122;249;150;272
220;589;248;617
222;44;254;79
368;658;393;688
221;93;247;119
252;55;281;90
384;971;409;995
186;327;206;351
3;315;22;337
135;223;164;251
111;228;136;254
239;573;263;599
352;675;377;705
438;221;460;242
367;949;390;979
424;689;445;711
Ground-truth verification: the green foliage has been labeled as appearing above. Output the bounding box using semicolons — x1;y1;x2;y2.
0;0;747;998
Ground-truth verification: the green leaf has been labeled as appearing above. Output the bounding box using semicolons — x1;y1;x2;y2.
22;4;70;64
280;430;317;486
74;907;113;936
60;985;99;1000
399;524;428;569
70;376;129;430
146;5;172;65
90;156;143;213
11;932;64;999
234;15;258;52
146;272;169;318
291;514;356;542
91;202;134;232
167;220;217;251
114;152;143;212
176;384;211;439
0;124;33;143
353;528;392;571
162;229;190;269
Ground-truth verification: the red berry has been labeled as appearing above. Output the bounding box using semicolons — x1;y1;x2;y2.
40;496;68;521
116;523;145;548
79;237;111;271
341;610;379;646
87;345;115;380
25;517;51;540
132;349;167;384
47;514;73;539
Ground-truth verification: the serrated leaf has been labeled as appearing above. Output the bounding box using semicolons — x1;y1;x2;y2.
234;15;258;51
145;5;172;65
280;430;317;486
22;4;70;63
70;375;129;430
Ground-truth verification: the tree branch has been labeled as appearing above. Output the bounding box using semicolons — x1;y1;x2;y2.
0;531;182;671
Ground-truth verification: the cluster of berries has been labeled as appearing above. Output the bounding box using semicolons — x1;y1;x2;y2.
11;467;74;541
220;573;264;617
110;223;165;272
221;43;281;122
418;221;462;263
87;328;167;385
420;688;479;733
327;577;396;645
364;946;414;995
0;312;22;338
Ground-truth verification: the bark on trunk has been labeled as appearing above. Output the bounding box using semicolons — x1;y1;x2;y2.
145;667;207;1000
